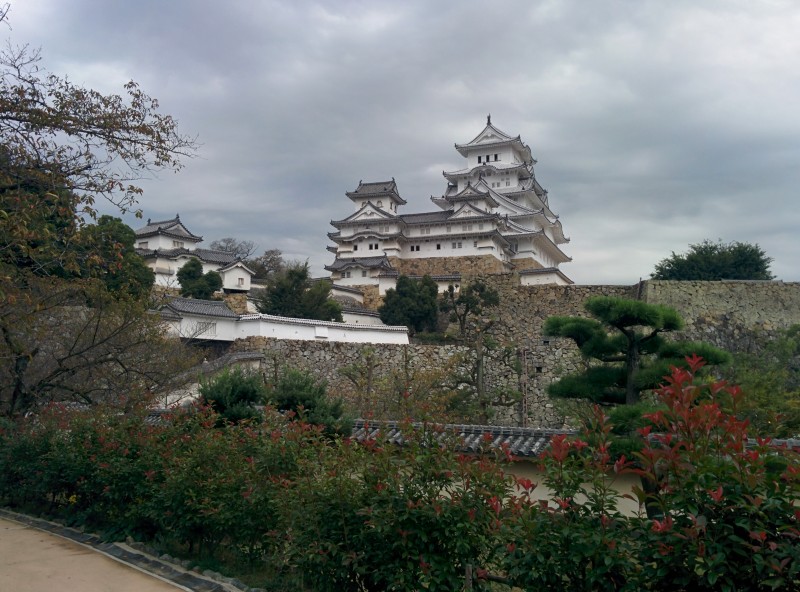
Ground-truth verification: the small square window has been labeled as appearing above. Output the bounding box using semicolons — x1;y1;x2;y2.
362;270;367;277
457;242;463;249
536;366;543;373
543;340;550;346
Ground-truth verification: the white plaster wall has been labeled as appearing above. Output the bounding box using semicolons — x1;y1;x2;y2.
166;313;408;344
341;311;383;325
138;235;196;251
221;266;251;291
520;272;571;286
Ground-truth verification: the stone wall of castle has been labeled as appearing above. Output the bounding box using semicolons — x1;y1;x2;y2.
388;255;510;277
229;278;800;428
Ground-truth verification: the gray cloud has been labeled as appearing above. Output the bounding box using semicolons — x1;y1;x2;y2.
8;0;799;283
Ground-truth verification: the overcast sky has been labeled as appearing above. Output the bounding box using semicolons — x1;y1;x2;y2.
7;1;799;284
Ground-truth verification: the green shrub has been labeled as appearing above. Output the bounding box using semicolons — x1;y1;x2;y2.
267;368;351;436
199;366;267;425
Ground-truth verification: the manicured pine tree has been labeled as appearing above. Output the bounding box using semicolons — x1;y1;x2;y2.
545;296;730;405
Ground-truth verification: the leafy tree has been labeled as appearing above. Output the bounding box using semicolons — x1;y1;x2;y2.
77;216;154;299
378;275;438;335
545;296;730;405
199;366;267;425
440;280;500;337
209;237;256;260
255;261;342;322
0;278;198;417
652;239;775;280
245;248;285;280
439;281;519;424
0;31;196;279
0;10;197;416
176;258;222;299
267;368;350;436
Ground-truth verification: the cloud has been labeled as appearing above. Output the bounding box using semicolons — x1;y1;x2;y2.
7;0;799;284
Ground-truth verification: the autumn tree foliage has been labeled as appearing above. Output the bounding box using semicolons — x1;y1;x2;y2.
0;9;198;416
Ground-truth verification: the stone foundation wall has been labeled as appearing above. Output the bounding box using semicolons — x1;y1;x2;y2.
351;284;382;310
228;278;800;429
388;255;510;277
223;293;249;315
641;280;800;352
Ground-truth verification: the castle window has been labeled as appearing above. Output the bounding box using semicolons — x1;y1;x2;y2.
494;154;498;161
377;201;383;208
478;223;484;230
536;366;543;373
362;270;367;277
462;223;473;231
138;242;148;249
353;244;358;251
506;181;511;187
477;156;482;163
458;241;463;248
473;241;478;247
345;271;351;278
173;240;184;248
446;225;452;233
238;277;245;286
436;244;441;250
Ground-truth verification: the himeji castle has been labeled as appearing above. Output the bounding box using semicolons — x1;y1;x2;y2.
326;117;572;294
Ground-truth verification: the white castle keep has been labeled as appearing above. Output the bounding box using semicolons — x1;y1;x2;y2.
326;117;572;294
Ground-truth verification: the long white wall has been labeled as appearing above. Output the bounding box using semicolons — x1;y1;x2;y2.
167;313;409;344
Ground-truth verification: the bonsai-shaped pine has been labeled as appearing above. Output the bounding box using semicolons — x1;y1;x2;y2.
267;368;351;437
199;366;267;425
176;258;222;300
544;296;730;405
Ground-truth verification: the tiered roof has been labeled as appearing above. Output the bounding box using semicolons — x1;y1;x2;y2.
346;179;407;205
454;116;534;164
134;215;203;242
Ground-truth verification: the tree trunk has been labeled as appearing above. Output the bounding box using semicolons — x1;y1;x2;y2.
625;340;639;405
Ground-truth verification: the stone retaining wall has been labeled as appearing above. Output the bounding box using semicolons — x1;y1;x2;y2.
229;279;800;428
388;254;510;277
